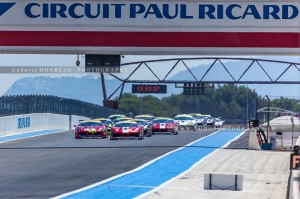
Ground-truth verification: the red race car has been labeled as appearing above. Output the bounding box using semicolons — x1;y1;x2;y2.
151;117;179;135
110;121;144;140
74;120;108;139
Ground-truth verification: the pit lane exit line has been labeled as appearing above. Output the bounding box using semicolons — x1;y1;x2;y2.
54;129;245;199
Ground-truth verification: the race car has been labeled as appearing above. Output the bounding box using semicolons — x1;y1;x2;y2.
93;118;114;135
214;118;224;128
205;115;215;127
151;117;178;135
193;115;207;126
108;114;127;122
134;114;156;123
110;121;144;140
134;119;152;137
173;114;197;131
74;120;108;139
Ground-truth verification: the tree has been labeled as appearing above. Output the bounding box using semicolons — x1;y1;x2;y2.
119;85;299;122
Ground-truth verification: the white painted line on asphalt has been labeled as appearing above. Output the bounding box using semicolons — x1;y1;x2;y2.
0;129;50;138
0;129;68;144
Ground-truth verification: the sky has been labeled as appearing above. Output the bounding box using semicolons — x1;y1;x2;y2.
0;54;299;101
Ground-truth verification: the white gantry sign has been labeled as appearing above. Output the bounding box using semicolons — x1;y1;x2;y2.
0;0;299;55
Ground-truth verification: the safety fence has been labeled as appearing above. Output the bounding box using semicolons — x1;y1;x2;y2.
0;95;123;118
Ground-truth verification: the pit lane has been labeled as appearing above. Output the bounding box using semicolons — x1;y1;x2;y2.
0;129;216;199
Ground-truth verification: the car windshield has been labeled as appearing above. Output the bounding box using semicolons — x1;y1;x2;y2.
114;123;138;127
97;119;107;123
174;117;192;120
136;121;148;126
78;122;102;126
109;115;126;120
135;116;152;120
152;119;173;124
104;121;113;125
195;116;205;119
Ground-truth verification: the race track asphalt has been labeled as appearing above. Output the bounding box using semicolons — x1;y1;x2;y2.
0;129;216;199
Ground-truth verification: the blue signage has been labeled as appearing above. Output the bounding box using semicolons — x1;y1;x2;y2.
22;3;299;20
18;117;31;129
0;3;15;16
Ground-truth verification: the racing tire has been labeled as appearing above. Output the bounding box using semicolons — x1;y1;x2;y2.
137;133;144;140
102;130;108;138
110;136;117;140
173;131;178;135
106;130;109;138
146;133;152;137
75;136;82;139
145;129;152;137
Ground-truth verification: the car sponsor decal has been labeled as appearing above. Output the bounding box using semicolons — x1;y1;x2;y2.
159;123;166;129
122;127;129;133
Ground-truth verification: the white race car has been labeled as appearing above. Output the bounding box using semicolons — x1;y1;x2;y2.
214;118;224;128
174;114;197;131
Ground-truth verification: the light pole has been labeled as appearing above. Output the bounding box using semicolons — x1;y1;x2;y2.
291;116;295;149
197;96;200;113
266;95;271;142
140;94;143;114
246;88;249;124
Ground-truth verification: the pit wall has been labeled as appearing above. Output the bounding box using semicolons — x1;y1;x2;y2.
0;113;89;137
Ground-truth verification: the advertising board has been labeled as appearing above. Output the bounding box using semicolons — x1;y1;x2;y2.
0;0;299;54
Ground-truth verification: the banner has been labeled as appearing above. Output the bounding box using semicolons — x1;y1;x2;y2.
0;1;299;54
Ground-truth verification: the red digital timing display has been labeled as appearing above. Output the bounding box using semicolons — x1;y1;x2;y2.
132;84;167;94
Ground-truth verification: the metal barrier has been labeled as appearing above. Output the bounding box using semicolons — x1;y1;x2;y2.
0;95;124;118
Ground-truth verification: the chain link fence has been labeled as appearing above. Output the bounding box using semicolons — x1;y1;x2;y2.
0;95;124;118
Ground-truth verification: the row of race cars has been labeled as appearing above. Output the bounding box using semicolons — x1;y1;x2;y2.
74;113;224;140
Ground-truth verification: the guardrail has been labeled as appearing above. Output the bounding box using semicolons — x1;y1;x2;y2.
0;95;123;118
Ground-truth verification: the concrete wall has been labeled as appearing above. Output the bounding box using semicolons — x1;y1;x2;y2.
0;113;89;137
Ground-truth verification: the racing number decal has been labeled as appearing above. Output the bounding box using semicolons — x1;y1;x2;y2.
123;127;129;133
160;123;166;129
